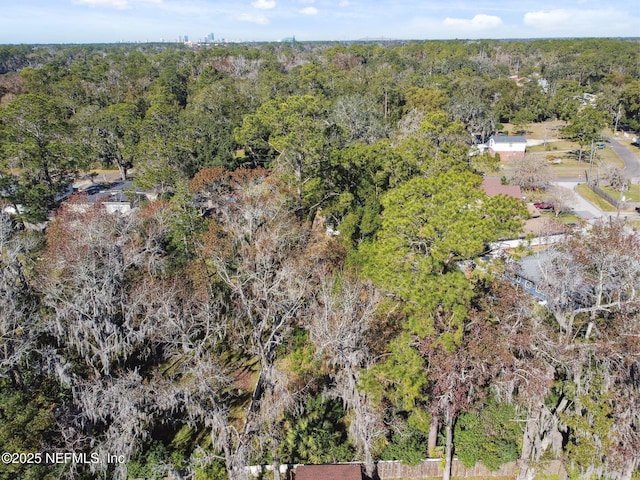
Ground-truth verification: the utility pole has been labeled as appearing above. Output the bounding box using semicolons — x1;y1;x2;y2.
614;104;622;133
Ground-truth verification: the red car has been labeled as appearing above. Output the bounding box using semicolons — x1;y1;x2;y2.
534;202;554;210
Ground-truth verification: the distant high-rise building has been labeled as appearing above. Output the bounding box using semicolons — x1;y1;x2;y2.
184;35;189;42
208;32;215;43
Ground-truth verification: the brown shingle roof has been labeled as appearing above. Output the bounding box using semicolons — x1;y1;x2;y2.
294;464;363;480
481;177;523;199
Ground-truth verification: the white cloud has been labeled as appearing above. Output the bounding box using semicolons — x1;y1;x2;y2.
338;0;349;5
443;14;503;30
74;0;161;8
300;6;318;15
74;0;130;8
237;13;270;24
522;8;636;35
523;10;572;29
252;0;276;9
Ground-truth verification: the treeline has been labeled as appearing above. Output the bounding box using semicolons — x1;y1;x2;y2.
0;39;640;480
0;39;639;222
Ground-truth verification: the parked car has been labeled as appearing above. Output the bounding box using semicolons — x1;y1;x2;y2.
595;142;606;149
534;202;554;210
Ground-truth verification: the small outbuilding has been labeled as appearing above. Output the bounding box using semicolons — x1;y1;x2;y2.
487;135;527;160
294;464;363;480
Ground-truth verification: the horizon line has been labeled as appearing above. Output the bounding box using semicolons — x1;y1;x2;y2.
1;35;639;46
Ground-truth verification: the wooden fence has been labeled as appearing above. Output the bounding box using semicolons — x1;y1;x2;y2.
376;459;567;479
585;170;625;209
247;459;568;480
589;183;622;208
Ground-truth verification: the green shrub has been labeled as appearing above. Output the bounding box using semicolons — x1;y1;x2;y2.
380;429;427;466
454;400;522;471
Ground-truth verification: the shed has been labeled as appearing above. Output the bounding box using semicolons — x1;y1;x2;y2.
294;464;363;480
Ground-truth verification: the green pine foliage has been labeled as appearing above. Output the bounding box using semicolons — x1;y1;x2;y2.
361;332;429;412
454;400;523;470
361;171;526;344
279;395;354;465
0;378;62;480
560;375;615;476
1;38;639;479
127;440;188;480
380;429;428;466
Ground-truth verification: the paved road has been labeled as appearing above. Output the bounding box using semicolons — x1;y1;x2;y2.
552;134;640;224
554;134;640;182
555;180;640;226
604;134;640;180
555;181;603;220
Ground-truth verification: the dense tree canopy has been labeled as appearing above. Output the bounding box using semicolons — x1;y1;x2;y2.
0;37;639;480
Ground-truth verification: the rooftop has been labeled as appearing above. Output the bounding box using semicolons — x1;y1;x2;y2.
295;464;363;480
481;177;523;199
490;135;527;143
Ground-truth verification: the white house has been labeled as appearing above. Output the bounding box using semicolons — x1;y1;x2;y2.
487;135;527;160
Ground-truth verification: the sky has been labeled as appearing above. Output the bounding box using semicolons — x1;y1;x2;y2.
0;0;638;44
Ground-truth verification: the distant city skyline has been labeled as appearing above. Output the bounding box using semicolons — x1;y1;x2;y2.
1;0;638;44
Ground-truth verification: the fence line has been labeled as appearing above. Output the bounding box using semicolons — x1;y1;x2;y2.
586;170;625;208
246;459;568;480
376;459;566;479
589;183;621;208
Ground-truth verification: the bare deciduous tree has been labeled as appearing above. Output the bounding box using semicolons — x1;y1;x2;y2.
514;219;640;479
332;93;389;144
38;205;154;376
309;274;383;477
0;211;40;382
471;282;564;480
544;185;577;217
538;218;640;341
510;155;554;191
202;171;311;480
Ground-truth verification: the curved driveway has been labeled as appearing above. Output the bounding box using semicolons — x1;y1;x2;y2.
604;134;640;180
555;181;604;221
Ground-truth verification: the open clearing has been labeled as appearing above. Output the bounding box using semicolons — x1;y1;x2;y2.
498;121;627;180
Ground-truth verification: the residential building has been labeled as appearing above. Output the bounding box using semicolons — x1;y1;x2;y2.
487;135;527;160
481;177;523;200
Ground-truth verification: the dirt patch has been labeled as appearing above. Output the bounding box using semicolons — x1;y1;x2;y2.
522;215;567;236
503;119;567;139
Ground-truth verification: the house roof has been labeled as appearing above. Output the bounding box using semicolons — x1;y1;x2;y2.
481;177;523;199
490;135;527;143
295;464;363;480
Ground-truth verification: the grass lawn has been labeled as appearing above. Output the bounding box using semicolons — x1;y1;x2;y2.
575;183;617;211
502;119;567;139
499;153;596;180
526;140;575;153
621;142;640;156
594;146;626;170
497;121;626;179
627;219;640;230
553;211;584;224
600;184;640;202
